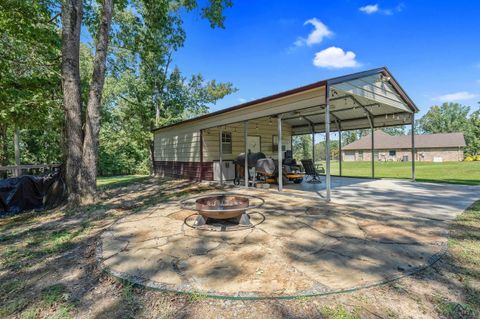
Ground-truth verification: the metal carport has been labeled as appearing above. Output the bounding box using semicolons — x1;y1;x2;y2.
152;67;419;202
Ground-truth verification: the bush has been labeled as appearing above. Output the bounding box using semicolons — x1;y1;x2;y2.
464;156;474;162
475;155;480;161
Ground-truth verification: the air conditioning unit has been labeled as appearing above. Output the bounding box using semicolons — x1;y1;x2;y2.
213;161;235;181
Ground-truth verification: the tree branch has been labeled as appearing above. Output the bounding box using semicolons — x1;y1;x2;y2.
48;12;61;24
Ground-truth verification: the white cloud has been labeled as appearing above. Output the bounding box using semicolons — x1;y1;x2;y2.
359;4;379;14
434;91;478;102
294;18;332;47
237;98;247;103
359;3;403;15
313;47;360;69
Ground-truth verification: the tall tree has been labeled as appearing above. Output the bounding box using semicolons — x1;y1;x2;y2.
101;0;235;176
79;0;114;203
382;126;406;136
417;102;480;155
60;0;234;204
466;106;480;155
61;0;83;203
0;0;61;173
292;135;312;161
342;131;357;146
418;102;470;134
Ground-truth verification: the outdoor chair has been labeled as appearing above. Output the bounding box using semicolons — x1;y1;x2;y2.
301;159;324;183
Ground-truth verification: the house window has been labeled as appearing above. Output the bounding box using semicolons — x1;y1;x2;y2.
389;150;396;156
222;132;232;154
358;151;363;160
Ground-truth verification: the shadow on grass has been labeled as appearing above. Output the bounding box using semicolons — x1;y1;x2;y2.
0;177;211;318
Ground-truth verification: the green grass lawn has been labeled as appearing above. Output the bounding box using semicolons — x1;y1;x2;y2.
444;200;480;317
96;161;480;187
317;160;480;185
97;175;149;188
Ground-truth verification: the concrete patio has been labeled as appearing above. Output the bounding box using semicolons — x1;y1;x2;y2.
284;176;479;220
97;179;479;298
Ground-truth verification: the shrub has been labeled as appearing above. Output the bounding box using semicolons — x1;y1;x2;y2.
464;156;474;162
475;155;480;161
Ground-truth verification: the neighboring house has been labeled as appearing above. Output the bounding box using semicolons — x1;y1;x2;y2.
342;131;466;162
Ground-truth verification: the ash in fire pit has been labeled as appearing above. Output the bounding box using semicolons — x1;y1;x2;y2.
180;193;265;228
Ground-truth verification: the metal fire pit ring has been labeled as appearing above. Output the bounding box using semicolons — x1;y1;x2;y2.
180;193;265;228
180;193;265;212
183;212;266;232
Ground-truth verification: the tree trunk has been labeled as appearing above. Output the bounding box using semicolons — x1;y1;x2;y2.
61;0;83;205
14;126;20;177
79;0;113;204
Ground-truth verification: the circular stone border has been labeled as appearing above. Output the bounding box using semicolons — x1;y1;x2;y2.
183;212;266;232
95;203;449;300
96;240;447;300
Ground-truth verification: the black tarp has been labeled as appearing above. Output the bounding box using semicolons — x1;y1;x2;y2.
0;172;66;216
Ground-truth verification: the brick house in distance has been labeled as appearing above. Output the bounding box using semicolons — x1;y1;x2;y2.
342;131;466;162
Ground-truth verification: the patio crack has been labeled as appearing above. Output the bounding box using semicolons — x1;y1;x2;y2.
309;247;381;266
133;233;184;244
101;239;130;262
294;219;367;242
354;220;369;240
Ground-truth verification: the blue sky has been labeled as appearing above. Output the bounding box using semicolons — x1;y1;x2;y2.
174;0;480;116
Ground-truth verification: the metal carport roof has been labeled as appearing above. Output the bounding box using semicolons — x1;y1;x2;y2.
152;67;418;134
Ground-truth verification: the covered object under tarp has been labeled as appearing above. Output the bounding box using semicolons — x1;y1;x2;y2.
0;172;66;216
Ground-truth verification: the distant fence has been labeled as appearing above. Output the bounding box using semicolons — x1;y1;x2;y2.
0;164;61;179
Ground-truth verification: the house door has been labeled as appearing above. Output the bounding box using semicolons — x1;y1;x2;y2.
247;136;261;153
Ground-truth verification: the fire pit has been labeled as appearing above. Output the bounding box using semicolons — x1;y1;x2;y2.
195;195;249;220
180;193;265;228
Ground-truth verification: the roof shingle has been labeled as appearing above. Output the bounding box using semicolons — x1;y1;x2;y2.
343;131;466;150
